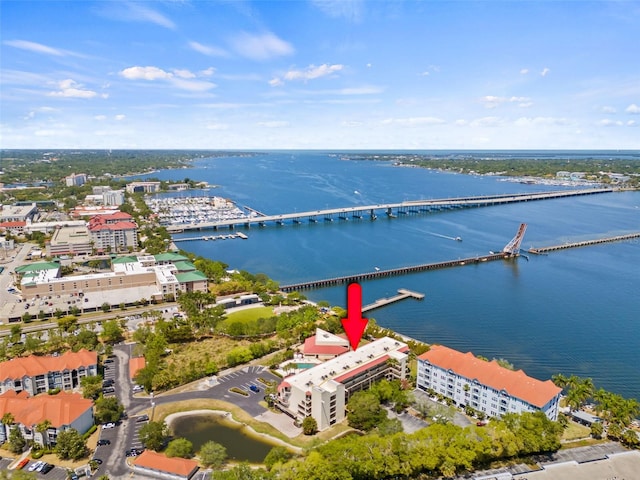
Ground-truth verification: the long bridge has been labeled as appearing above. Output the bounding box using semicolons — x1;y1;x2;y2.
166;188;613;233
528;232;640;254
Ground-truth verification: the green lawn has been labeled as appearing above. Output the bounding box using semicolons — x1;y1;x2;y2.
222;306;275;324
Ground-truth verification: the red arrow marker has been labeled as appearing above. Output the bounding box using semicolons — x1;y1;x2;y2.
341;283;368;351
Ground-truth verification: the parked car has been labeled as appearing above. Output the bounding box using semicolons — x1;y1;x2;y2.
41;463;54;474
16;458;29;469
97;439;111;446
102;422;116;429
249;384;260;393
136;414;149;422
132;384;144;392
28;461;43;472
102;387;115;394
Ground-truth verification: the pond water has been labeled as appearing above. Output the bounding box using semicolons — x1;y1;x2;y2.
169;412;276;463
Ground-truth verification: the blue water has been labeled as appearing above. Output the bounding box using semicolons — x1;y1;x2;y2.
140;151;640;401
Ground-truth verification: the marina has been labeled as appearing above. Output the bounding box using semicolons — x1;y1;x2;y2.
146;195;253;226
173;232;248;242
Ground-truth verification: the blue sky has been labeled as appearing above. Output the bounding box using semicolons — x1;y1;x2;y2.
1;0;639;150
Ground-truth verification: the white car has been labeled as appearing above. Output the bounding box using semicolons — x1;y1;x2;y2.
102;422;116;429
28;461;43;472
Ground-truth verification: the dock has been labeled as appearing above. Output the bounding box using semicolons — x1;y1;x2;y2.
528;232;640;254
173;233;249;242
362;289;425;313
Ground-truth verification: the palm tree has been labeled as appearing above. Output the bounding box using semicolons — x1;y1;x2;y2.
35;419;52;448
1;413;15;444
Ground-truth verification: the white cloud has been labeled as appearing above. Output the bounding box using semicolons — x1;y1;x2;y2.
188;41;228;57
120;3;175;29
381;116;445;126
514;117;569;127
200;67;216;77
94;115;107;121
119;66;216;92
284;64;343;81
4;40;66;56
480;96;532;109
541;67;551;77
598;119;623;126
454;119;468;126
419;65;440;76
231;32;294;60
269;77;284;87
341;120;363;127
601;106;617;113
115;114;126;121
627;120;637;126
206;123;229;130
120;66;173;81
626;103;640;114
312;0;364;22
257;121;290;128
470;116;503;127
520;68;529;75
48;79;105;99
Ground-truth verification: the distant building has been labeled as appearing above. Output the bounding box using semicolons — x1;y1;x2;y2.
88;211;138;252
46;225;93;257
65;173;87;187
126;181;161;194
92;186;112;195
103;189;125;206
277;336;409;431
0;349;98;395
24;219;86;235
0;236;14;251
0;220;26;235
133;450;199;480
70;205;120;218
1;203;38;223
416;345;561;420
0;390;94;446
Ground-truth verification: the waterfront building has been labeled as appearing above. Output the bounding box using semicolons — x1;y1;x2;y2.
0;390;94;445
88;211;138;252
65;173;87;187
416;345;561;420
46;225;93;256
277;336;409;431
0;349;98;395
126;181;161;194
300;328;349;360
102;189;125;206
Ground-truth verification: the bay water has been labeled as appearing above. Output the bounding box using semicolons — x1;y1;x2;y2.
140;151;640;401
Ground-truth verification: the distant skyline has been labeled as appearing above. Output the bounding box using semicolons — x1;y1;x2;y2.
1;1;639;150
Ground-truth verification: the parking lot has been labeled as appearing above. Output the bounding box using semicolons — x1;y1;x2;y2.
1;457;72;480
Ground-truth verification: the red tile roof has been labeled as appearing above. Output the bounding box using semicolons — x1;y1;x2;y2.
134;450;199;477
88;221;137;232
129;357;146;380
418;345;561;408
0;349;97;381
302;335;349;356
334;355;389;383
0;221;26;228
0;390;93;428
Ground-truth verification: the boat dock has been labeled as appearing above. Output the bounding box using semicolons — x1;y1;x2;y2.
173;233;249;242
528;232;640;254
280;252;507;292
362;289;425;313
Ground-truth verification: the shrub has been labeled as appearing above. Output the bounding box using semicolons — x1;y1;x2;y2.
230;387;249;396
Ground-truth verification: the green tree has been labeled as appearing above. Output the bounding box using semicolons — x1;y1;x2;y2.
139;420;168;451
302;416;318;435
101;302;111;313
35;419;52;448
198;440;228;468
81;374;104;400
346;390;387;431
165;438;193;458
57;315;78;333
263;446;292;471
94;396;125;423
101;319;124;344
8;425;26;454
590;422;604;439
55;428;87;460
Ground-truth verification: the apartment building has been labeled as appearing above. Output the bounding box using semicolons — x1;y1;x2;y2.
88;211;138;252
277;336;409;431
417;345;561;420
0;349;98;396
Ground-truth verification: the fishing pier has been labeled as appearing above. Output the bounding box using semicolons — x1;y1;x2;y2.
362;289;425;313
528;232;640;254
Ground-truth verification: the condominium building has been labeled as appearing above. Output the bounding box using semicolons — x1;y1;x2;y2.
65;173;87;187
0;349;98;396
417;345;561;420
126;181;161;194
88;211;138;252
0;390;94;446
277;336;409;431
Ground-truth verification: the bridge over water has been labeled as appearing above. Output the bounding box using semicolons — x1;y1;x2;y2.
166;188;613;233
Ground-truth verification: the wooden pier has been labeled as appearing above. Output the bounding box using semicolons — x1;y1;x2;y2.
362;289;425;313
280;252;507;292
528;232;640;254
